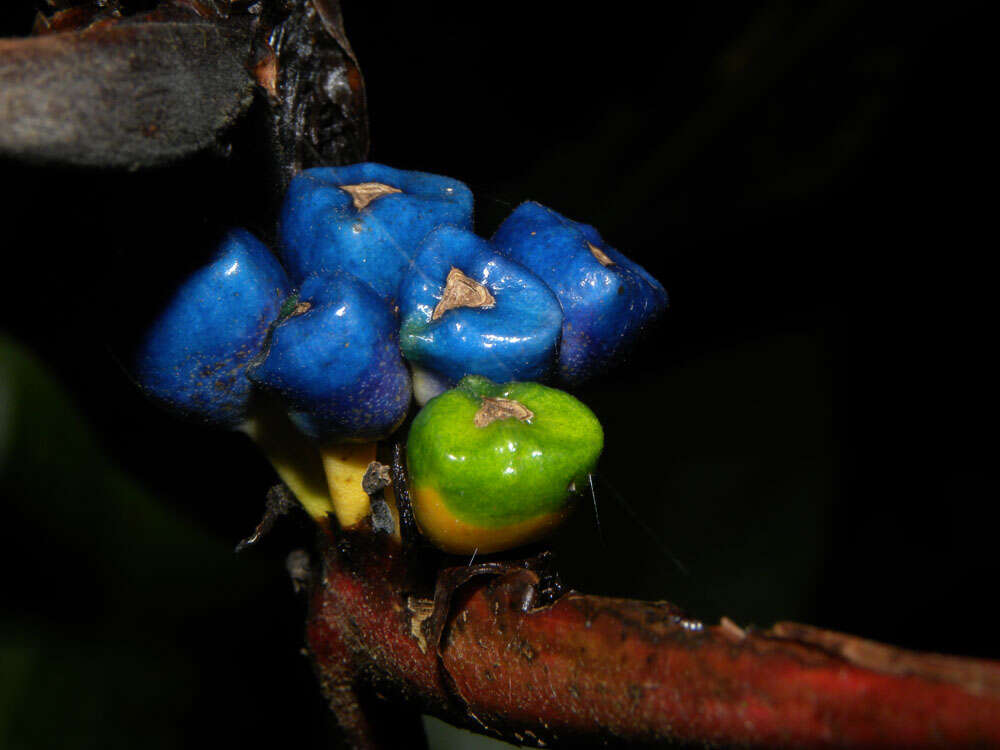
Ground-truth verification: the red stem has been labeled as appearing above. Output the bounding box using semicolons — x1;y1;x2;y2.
305;532;1000;748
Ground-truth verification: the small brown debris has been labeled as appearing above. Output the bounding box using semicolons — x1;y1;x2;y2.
285;549;312;594
474;397;534;428
253;51;278;100
719;616;747;642
431;267;496;321
361;462;392;496
406;596;436;654
235;484;294;553
587;242;615;267
339;182;402;210
512;638;537;662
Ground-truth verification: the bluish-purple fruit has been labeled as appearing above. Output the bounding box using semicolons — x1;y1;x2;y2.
278;163;473;301
492;201;668;384
398;225;563;386
134;229;289;427
247;271;411;442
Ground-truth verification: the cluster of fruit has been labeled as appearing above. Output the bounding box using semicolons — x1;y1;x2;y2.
134;163;666;553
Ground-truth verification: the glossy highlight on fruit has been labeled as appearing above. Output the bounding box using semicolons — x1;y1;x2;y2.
246;271;411;442
492;201;668;385
134;228;289;427
407;375;603;554
398;225;563;387
278;162;474;300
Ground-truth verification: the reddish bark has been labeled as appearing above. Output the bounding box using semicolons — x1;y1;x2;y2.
306;531;1000;749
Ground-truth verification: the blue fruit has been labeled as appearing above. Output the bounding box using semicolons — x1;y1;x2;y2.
398;225;563;386
277;163;474;301
247;271;412;442
134;229;289;427
492;201;668;384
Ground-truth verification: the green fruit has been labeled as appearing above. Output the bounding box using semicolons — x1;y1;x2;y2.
407;375;603;553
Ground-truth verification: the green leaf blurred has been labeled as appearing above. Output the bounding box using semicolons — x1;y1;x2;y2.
0;335;325;749
0;333;249;614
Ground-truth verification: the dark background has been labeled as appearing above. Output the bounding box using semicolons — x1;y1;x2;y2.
1;2;994;748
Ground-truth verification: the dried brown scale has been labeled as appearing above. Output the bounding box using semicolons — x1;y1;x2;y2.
431;267;497;321
587;241;616;267
32;6;119;35
339;182;403;210
253;50;279;100
473;396;534;428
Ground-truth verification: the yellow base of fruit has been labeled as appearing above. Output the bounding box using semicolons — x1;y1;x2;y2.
411;485;569;554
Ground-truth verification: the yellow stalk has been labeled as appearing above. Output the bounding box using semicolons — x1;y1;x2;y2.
241;408;335;524
319;442;377;529
242;401;398;538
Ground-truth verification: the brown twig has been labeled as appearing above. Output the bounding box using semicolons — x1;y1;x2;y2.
305;529;1000;749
